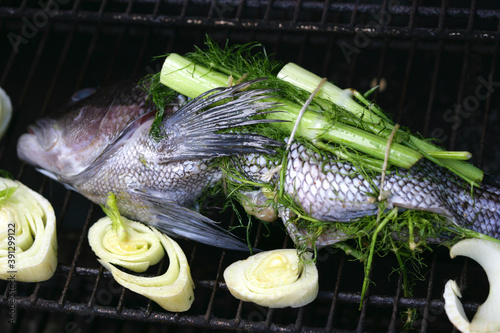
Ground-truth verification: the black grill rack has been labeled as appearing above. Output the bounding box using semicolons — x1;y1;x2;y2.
1;1;499;332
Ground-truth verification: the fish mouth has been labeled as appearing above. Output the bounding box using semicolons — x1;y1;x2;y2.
28;119;60;151
17;130;61;177
17;132;42;166
17;119;61;173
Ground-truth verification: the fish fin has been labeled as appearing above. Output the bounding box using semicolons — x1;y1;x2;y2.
36;168;78;191
319;208;379;222
280;207;348;249
389;199;453;218
70;87;98;104
76;111;155;178
130;188;251;251
36;168;59;182
156;78;284;162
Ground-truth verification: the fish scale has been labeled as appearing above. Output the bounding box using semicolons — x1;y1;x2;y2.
237;141;500;240
17;80;500;250
74;118;218;217
17;80;282;250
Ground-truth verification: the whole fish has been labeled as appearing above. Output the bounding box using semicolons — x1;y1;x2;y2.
17;79;500;250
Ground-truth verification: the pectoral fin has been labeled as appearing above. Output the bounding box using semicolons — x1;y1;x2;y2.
130;187;250;251
156;78;283;162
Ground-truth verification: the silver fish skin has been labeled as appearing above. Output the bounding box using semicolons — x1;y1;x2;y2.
17;79;281;250
238;141;500;247
17;79;500;251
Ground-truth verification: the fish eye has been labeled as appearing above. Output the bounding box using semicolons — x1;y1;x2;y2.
71;87;97;103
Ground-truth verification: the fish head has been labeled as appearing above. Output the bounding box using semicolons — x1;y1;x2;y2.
17;108;108;178
17;81;153;179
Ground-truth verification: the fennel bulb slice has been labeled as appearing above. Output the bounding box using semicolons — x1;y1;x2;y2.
224;249;319;308
443;238;500;333
0;87;12;140
0;177;57;282
89;217;195;312
88;216;164;273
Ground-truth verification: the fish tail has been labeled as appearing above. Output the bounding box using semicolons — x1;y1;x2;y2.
385;162;500;239
439;173;500;239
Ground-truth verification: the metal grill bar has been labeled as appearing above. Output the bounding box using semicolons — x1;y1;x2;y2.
0;286;482;329
371;38;389;104
477;43;499;168
324;253;344;332
7;0;499;20
204;247;226;323
467;0;477;32
7;23;49;105
40;26;76;117
395;38;416;123
263;0;274;23
1;3;500;41
419;254;437;333
73;25;100;90
58;204;96;306
423;40;443;137
387;273;403;333
407;0;417;30
449;41;471;151
1;2;499;331
319;0;330;25
103;26;126;84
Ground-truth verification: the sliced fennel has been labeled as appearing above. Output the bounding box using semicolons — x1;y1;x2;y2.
88;216;164;273
160;54;422;170
276;62;482;186
88;194;194;312
223;249;318;308
0;177;58;282
443;238;500;333
158;43;482;185
0;87;12;140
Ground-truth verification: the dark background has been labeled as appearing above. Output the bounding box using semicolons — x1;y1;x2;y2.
0;0;499;332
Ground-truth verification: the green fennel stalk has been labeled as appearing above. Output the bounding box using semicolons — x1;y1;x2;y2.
159;50;482;186
160;53;422;170
277;62;483;185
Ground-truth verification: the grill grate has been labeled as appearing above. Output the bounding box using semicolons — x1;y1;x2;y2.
1;0;500;40
1;1;499;332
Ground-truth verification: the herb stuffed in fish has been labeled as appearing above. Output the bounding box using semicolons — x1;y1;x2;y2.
154;39;500;251
233;142;500;249
17;39;500;260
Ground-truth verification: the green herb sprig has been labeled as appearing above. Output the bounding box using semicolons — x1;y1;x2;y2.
140;37;495;318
